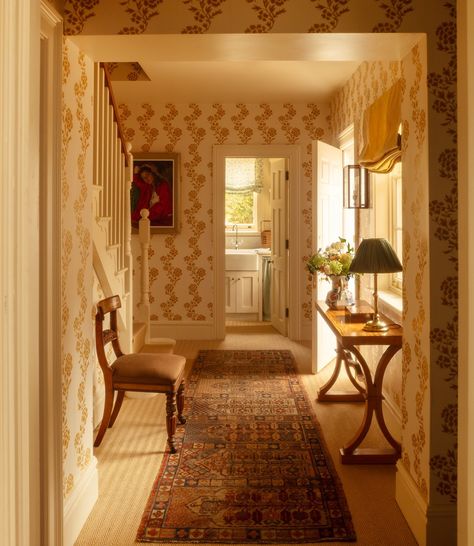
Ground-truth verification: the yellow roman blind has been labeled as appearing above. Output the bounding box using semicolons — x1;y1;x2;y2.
359;80;402;174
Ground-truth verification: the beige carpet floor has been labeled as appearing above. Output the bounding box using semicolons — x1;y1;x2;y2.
75;324;417;545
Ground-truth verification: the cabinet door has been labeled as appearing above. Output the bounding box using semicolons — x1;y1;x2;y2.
235;271;258;313
224;272;236;313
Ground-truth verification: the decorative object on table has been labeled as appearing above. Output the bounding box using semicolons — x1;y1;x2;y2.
306;238;355;309
137;349;356;543
344;300;374;323
343;164;370;208
349;238;402;331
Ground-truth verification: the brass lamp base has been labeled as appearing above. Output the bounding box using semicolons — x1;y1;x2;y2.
363;316;389;332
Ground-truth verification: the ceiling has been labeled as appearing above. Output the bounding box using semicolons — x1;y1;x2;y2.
71;33;423;104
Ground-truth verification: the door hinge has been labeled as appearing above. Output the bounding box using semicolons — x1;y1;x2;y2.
285;170;289;181
285;239;289;250
285;307;289;318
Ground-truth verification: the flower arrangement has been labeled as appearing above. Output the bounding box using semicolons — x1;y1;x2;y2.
306;238;355;279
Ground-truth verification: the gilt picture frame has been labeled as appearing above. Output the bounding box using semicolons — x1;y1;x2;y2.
131;152;180;234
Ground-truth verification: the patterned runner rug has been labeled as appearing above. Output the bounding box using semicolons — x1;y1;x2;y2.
137;350;356;543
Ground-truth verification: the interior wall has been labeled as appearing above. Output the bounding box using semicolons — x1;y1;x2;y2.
62;0;459;542
61;37;96;513
329;38;457;539
121;102;329;325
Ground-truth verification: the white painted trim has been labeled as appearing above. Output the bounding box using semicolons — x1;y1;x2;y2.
382;396;402;440
458;1;474;544
0;2;41;544
150;320;214;340
300;320;312;342
63;459;99;546
396;463;456;546
39;4;64;545
213;144;302;341
396;462;429;545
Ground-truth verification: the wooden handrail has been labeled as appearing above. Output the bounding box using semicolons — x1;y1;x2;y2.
100;62;129;166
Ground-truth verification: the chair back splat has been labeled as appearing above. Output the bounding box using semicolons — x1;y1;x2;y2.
94;295;187;452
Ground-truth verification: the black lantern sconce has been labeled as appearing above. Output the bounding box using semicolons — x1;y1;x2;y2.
343;165;370;208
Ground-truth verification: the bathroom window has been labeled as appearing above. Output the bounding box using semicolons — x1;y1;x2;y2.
225;191;258;231
224;157;264;232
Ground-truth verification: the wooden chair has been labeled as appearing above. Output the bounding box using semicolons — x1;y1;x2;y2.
94;295;186;453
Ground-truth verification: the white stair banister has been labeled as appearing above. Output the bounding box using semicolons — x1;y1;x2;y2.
137;208;151;344
92;62;133;352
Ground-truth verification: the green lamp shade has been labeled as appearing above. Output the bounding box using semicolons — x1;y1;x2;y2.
349;238;402;274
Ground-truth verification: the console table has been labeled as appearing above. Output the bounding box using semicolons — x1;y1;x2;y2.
316;301;403;464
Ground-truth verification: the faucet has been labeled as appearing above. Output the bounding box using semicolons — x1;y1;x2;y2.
232;224;240;249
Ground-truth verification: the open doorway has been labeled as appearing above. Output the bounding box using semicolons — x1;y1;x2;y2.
213;144;302;341
223;157;287;334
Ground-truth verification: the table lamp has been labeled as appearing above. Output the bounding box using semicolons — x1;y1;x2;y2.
349;238;402;332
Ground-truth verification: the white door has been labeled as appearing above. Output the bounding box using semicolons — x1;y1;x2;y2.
312;141;343;372
270;158;288;335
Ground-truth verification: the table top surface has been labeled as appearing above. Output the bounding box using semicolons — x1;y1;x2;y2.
316;301;403;347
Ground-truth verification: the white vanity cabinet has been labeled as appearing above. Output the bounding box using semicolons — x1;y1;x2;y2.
224;270;259;314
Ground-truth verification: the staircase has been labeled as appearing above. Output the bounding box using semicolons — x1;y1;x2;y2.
92;63;133;352
92;63;176;355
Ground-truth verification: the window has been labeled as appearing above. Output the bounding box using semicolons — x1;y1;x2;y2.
224;158;265;232
225;191;258;231
374;161;403;295
390;165;403;291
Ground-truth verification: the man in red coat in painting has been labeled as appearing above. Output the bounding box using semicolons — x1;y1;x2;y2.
131;164;173;226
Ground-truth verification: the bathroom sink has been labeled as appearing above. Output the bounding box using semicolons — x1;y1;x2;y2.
225;249;259;270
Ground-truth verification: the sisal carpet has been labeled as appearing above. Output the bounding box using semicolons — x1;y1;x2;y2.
137;349;356;543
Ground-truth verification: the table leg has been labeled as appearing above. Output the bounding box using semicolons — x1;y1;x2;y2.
340;345;402;464
317;343;365;403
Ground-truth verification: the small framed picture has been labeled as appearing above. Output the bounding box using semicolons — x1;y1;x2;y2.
131;153;180;233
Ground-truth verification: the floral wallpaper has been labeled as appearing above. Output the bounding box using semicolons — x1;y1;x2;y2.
61;0;459;530
61;39;95;500
121;101;327;323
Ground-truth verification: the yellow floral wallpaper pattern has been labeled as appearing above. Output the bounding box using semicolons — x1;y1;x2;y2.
120;101;328;323
61;39;95;499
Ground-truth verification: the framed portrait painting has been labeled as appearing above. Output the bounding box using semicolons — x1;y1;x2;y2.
131;152;180;233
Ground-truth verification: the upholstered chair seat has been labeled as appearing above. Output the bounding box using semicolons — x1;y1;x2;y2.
112;353;186;385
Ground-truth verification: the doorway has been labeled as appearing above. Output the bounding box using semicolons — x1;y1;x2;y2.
213;144;302;341
223;157;287;334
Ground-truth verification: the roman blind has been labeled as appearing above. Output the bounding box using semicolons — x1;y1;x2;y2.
359;80;402;174
225;158;264;194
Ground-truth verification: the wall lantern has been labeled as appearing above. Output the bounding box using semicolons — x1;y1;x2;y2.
343;164;370;209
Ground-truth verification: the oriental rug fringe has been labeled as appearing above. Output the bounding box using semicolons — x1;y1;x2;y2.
137;349;356;543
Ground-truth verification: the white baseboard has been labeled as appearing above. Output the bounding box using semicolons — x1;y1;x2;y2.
299;320;312;341
93;390;105;430
150;320;214;340
63;457;98;546
382;394;402;441
396;462;456;545
396;462;428;545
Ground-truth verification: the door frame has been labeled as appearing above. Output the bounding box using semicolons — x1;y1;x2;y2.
39;4;64;545
213;144;301;340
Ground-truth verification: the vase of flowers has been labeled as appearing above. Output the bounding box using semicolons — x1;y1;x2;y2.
306;238;355;309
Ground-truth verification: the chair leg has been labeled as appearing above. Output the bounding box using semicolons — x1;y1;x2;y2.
165;391;177;454
108;390;125;428
94;387;114;447
177;381;186;424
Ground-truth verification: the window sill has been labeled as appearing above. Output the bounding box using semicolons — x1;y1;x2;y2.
378;289;403;324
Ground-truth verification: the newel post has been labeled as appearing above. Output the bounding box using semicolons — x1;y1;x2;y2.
137;208;151;342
